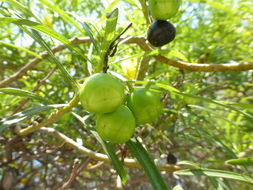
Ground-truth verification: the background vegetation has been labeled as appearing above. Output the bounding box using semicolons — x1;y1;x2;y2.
0;0;253;189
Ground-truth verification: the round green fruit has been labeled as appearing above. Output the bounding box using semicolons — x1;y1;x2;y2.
95;105;136;143
79;73;125;114
147;20;176;47
149;0;181;20
127;88;162;124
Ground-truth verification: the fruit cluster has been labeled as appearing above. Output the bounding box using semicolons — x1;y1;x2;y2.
79;73;162;143
147;0;181;47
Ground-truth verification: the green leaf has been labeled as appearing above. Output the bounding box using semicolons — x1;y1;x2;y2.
170;90;253;127
226;102;253;112
8;0;41;22
174;169;253;184
0;17;86;61
187;0;233;14
189;105;238;127
72;112;127;184
0;104;66;132
168;50;188;62
29;29;79;88
206;2;233;14
186;114;237;158
102;8;118;50
82;22;100;52
177;160;200;168
138;0;149;24
0;88;49;103
38;0;82;31
226;157;253;166
105;8;118;38
127;139;169;190
91;131;128;184
0;41;41;58
156;83;253;122
178;94;253;133
38;0;100;52
155;83;179;93
147;124;173;144
15;25;77;88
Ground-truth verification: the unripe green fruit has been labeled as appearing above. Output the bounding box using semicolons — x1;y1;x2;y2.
149;0;181;20
79;73;125;114
147;20;176;47
96;105;136;143
127;88;162;124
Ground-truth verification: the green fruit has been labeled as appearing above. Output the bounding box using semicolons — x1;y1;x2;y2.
149;0;181;20
79;73;125;114
147;20;176;47
96;105;136;143
127;88;162;124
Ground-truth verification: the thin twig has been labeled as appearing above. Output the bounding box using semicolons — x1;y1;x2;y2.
56;159;80;190
0;37;90;88
103;23;133;73
137;125;148;137
18;94;79;136
1;36;253;88
13;67;57;114
38;127;185;172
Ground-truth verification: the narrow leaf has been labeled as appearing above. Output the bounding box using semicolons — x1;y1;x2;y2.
0;104;66;132
0;88;49;103
105;8;118;41
127;139;169;190
157;85;253;126
38;0;82;31
91;131;127;184
175;92;253;122
0;41;41;58
72;112;127;184
189;105;238;127
174;169;253;184
0;17;86;60
82;22;99;52
156;82;253;122
226;157;253;166
29;29;79;88
8;0;41;22
39;0;101;52
101;8;119;53
193;125;237;158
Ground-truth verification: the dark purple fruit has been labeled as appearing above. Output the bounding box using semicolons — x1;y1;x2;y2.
147;20;176;47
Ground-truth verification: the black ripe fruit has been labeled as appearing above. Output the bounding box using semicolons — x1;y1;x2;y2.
147;20;176;47
167;153;177;165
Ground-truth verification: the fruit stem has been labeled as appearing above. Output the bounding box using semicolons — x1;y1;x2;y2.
126;81;134;93
102;23;133;73
145;80;155;90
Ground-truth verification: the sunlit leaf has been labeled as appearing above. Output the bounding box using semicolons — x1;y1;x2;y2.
175;169;253;184
0;17;86;60
0;41;41;58
0;88;49;103
0;104;66;132
226;157;253;166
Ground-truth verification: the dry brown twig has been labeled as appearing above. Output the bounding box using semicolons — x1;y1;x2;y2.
56;159;81;190
0;36;252;88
